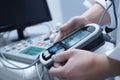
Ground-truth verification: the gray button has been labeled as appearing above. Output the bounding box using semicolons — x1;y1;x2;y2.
44;51;50;58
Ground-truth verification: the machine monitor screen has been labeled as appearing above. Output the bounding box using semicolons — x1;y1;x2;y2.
0;0;52;39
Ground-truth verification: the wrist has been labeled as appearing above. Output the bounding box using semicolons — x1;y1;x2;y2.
82;3;106;25
94;54;120;79
106;56;120;77
80;15;91;25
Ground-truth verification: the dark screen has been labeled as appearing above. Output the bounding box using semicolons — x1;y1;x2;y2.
0;0;52;30
48;43;63;53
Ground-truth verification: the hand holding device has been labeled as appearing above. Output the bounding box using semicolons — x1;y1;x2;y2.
40;23;105;69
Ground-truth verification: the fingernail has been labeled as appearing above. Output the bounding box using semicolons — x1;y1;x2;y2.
51;54;60;60
51;55;56;60
54;63;61;68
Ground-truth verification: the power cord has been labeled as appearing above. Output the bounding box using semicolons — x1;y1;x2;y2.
35;63;54;80
35;63;44;80
106;0;118;33
0;51;20;68
98;2;112;26
0;51;39;70
0;51;54;80
98;0;118;33
97;0;118;44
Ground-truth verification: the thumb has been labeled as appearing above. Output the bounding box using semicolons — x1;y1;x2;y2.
51;50;72;63
49;66;65;78
54;32;62;43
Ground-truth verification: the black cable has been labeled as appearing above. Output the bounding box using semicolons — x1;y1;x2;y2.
105;0;118;33
98;0;118;33
98;2;112;25
0;51;40;70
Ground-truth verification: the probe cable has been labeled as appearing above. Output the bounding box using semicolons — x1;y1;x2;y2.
0;51;40;70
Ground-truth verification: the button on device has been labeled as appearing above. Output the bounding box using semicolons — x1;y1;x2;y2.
12;47;16;50
37;41;45;46
17;43;22;47
6;49;10;52
43;50;51;58
4;46;11;52
87;26;95;32
42;50;52;61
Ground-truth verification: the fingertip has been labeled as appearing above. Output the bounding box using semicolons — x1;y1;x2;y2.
51;55;56;60
53;39;59;44
49;66;61;76
51;54;61;60
53;33;61;43
49;65;65;78
54;62;61;68
51;53;64;62
49;67;54;75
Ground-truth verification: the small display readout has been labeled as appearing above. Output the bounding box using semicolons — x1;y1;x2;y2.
61;30;90;47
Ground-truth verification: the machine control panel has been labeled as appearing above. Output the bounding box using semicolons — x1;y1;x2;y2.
0;38;51;64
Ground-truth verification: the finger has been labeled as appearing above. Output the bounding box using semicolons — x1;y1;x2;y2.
54;18;76;43
49;66;65;78
60;19;75;32
54;32;62;43
54;62;61;68
49;56;73;79
54;23;72;43
60;79;67;80
51;49;74;63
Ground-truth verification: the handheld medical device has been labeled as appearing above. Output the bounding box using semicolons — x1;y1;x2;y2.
40;23;105;69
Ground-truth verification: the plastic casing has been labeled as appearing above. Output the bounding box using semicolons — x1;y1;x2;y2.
40;23;102;68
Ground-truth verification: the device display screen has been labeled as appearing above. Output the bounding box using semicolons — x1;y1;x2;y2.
61;30;90;47
48;43;63;53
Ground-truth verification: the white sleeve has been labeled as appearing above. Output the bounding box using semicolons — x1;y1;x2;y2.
95;0;115;29
83;0;110;9
83;0;96;8
95;0;111;9
96;1;120;61
84;0;120;61
108;43;120;61
84;0;114;29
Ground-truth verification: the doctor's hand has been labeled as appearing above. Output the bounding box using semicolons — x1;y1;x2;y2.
49;49;120;80
54;16;90;43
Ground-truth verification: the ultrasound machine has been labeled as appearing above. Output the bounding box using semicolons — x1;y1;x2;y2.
0;0;115;80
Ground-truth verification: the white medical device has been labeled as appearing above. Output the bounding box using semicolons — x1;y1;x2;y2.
0;38;51;64
40;23;105;69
